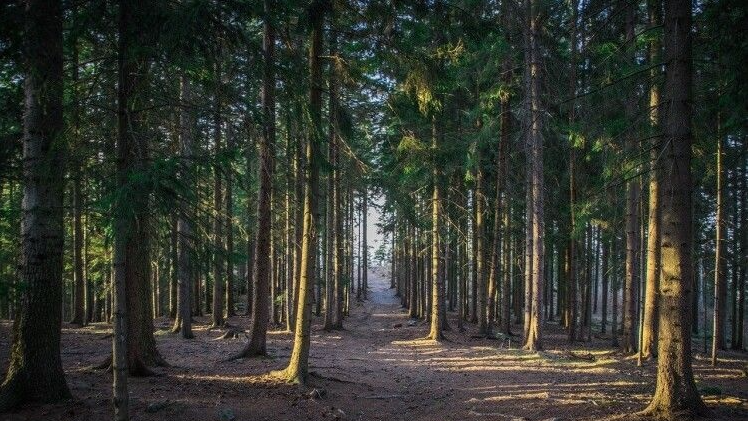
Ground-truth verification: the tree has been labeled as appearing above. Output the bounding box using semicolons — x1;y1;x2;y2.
211;52;225;329
640;0;706;415
711;109;727;363
171;75;195;339
115;0;166;376
523;0;543;352
428;117;444;341
0;0;70;411
278;0;326;385
238;0;275;357
622;0;641;354
641;0;662;360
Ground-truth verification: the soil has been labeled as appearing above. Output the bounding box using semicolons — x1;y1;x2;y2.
1;269;746;421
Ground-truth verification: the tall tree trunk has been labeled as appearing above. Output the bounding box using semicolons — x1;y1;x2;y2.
523;0;543;351
280;0;325;385
71;150;86;326
225;130;235;318
622;1;640;354
171;75;194;339
641;0;705;414
428;117;444;341
601;233;609;334
285;113;295;331
736;145;746;350
115;0;165;376
712;112;727;363
611;237;619;347
169;215;178;318
330;25;344;329
567;0;579;345
70;33;85;326
211;58;225;329
0;0;70;410
476;167;487;334
323;89;335;330
239;0;275;357
641;0;661;359
487;74;509;334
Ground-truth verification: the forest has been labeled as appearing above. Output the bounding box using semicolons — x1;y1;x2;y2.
0;0;746;420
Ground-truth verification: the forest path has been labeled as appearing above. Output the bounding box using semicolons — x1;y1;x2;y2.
3;268;747;421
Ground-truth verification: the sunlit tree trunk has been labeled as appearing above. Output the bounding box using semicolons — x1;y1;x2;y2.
523;0;543;351
428;117;444;341
280;0;325;385
641;0;661;360
641;0;706;414
712;111;727;363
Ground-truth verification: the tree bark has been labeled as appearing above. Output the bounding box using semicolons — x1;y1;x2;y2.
240;0;275;357
211;56;225;329
280;0;325;385
523;0;543;351
171;75;194;339
641;0;706;414
712;111;727;362
0;0;70;411
428;117;444;341
641;0;661;359
622;1;641;354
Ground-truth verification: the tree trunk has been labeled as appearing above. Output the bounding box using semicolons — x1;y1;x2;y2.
622;1;640;354
225;129;235;318
611;237;619;347
641;0;661;359
171;75;194;339
641;0;706;414
523;0;543;351
240;0;275;357
280;0;325;385
712;112;727;363
428;117;444;341
114;0;165;377
487;75;509;334
601;233;609;334
330;28;344;329
211;56;225;329
567;0;579;345
0;0;70;411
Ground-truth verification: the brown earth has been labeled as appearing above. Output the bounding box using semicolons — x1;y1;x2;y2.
1;269;746;421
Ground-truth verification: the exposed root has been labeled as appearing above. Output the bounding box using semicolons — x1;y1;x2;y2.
214;328;247;340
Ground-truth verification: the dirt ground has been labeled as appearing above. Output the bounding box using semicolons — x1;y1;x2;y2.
1;269;746;421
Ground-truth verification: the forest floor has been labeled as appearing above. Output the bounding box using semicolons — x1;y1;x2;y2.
1;269;747;421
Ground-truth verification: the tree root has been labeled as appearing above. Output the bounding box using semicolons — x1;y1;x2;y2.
214;328;247;340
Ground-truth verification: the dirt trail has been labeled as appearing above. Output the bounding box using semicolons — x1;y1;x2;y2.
1;268;747;421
